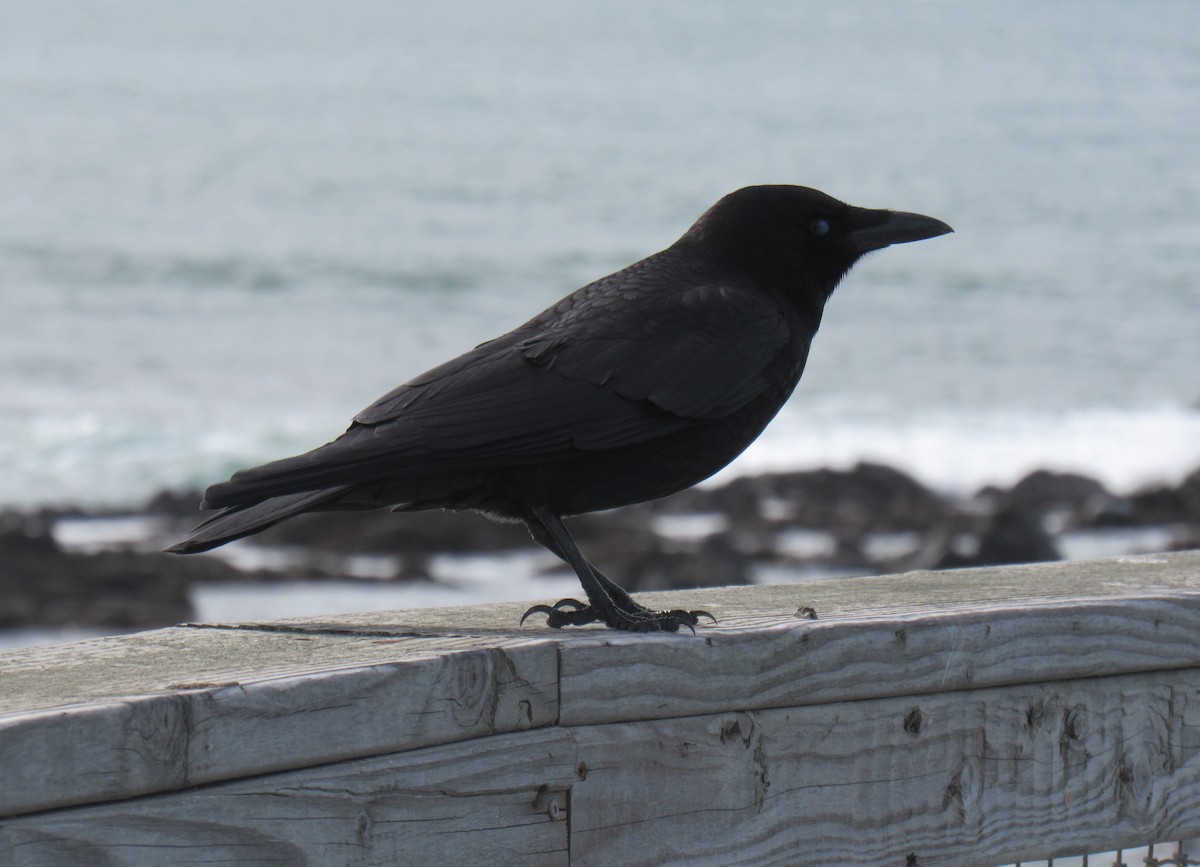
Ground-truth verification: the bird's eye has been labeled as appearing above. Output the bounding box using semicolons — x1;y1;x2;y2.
810;218;831;236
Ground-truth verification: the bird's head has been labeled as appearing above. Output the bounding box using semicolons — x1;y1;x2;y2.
679;184;952;309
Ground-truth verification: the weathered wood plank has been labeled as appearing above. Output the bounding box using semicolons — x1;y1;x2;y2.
0;727;578;867
0;621;560;716
567;668;1200;866
0;628;559;816
6;668;1199;866
558;553;1200;725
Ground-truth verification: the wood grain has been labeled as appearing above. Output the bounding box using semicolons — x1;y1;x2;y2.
568;668;1200;865
0;727;578;867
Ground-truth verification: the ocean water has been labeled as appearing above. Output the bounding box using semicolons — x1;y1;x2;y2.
2;0;1199;509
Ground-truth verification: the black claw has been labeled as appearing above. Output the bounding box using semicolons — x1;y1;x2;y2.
672;617;696;636
519;604;559;626
555;599;587;611
657;611;694;634
521;598;600;628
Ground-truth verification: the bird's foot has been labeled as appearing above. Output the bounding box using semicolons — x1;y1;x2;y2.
521;597;716;633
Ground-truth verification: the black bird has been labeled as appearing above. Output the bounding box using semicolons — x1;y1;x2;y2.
167;185;951;632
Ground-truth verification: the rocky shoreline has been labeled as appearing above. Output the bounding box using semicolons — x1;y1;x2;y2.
3;462;1198;632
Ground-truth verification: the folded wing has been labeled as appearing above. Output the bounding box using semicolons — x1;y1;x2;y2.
204;279;791;510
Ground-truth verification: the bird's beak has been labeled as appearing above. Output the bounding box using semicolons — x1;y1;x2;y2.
845;208;953;253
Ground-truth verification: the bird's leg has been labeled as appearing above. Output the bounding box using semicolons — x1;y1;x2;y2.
520;507;714;633
519;511;627;628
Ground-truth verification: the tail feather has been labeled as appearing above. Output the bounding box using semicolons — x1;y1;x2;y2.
164;486;352;555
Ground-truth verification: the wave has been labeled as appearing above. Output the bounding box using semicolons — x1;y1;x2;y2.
719;403;1200;496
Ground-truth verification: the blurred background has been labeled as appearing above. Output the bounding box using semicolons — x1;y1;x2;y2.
2;0;1198;646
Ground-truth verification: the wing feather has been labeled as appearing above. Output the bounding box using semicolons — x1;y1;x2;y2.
206;278;793;508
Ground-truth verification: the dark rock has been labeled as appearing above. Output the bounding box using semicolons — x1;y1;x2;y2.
1082;465;1200;529
0;524;198;629
564;509;661;557
1124;486;1191;526
934;507;1059;570
619;534;753;593
768;462;950;533
997;470;1112;525
1181;465;1200;521
651;480;777;558
1118;466;1200;527
654;462;949;537
976;508;1060;566
523;509;750;593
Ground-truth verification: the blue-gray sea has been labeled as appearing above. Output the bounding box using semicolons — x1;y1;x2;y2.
3;0;1199;509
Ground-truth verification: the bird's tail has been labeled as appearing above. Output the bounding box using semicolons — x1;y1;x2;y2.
164;486;352;555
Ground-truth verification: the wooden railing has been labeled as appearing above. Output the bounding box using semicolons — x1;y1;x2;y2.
3;551;1200;865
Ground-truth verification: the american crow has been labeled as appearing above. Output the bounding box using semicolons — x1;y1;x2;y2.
167;185;951;632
